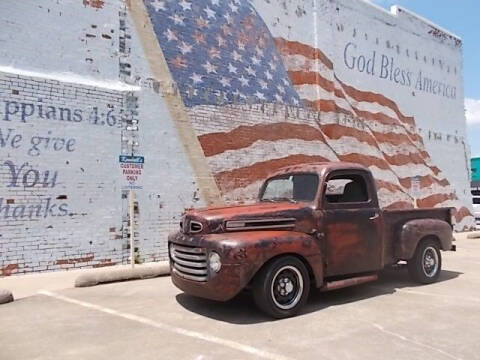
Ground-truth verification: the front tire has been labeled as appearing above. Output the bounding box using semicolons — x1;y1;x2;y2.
408;239;442;284
253;256;310;319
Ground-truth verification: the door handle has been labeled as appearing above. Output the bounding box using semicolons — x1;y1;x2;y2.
370;213;379;220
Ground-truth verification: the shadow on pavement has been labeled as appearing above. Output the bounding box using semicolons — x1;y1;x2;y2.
175;268;462;325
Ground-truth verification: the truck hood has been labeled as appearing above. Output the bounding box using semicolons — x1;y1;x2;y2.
180;202;316;235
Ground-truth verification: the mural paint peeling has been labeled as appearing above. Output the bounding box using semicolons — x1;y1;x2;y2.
83;0;104;10
141;0;473;229
0;0;474;275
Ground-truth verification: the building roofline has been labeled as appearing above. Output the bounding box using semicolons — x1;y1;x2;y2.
358;1;461;41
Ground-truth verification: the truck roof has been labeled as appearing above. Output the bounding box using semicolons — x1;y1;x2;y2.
268;162;370;178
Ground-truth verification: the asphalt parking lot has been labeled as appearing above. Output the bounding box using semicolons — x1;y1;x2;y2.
1;235;480;360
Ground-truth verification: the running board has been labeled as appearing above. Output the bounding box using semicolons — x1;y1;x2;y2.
320;274;378;292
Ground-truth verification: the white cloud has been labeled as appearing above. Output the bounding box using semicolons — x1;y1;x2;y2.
466;98;480;126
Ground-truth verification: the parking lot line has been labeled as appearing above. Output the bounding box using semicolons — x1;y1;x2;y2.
394;288;480;303
372;324;462;360
38;290;295;360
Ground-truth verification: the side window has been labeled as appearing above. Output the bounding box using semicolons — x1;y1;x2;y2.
325;175;369;203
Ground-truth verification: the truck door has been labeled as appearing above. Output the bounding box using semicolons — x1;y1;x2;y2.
322;171;382;277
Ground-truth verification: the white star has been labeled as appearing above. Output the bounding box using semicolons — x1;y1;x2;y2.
239;75;249;87
251;55;260;65
245;66;256;76
211;0;220;5
232;50;242;62
269;61;277;71
224;13;233;24
255;46;264;57
237;41;246;51
229;2;238;13
265;70;273;80
179;41;192;55
151;0;165;11
275;93;283;102
190;73;203;84
169;14;184;26
282;78;290;86
178;0;191;10
221;23;232;36
258;79;268;89
227;63;237;74
214;90;228;102
232;89;245;100
219;77;231;87
254;91;266;101
202;61;217;74
204;6;216;19
277;84;285;94
216;34;226;47
292;98;299;105
186;87;198;98
164;28;177;42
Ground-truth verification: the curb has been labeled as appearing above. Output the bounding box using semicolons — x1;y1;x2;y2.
75;262;170;287
0;289;14;304
467;232;480;239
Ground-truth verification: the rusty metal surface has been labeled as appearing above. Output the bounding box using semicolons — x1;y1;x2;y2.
397;218;453;260
168;162;454;302
169;229;324;301
323;210;383;277
321;167;383;276
170;262;251;302
320;273;378;292
382;207;453;263
182;201;316;236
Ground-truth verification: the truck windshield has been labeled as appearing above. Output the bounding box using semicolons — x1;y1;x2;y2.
260;174;319;202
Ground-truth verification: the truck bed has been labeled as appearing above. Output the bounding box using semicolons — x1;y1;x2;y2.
382;207;452;265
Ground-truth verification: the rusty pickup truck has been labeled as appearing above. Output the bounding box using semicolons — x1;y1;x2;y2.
168;162;455;318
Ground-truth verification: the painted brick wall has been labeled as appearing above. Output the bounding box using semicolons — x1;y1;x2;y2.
0;0;474;275
0;0;203;274
0;71;126;274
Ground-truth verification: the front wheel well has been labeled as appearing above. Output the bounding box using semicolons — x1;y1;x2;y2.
251;253;316;286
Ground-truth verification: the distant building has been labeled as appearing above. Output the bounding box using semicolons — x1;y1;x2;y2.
472;158;480;183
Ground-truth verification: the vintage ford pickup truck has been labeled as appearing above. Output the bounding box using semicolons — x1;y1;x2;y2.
168;162;455;318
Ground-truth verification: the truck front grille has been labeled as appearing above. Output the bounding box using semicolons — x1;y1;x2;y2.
171;243;207;282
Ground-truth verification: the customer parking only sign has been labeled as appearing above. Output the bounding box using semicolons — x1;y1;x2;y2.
119;155;144;190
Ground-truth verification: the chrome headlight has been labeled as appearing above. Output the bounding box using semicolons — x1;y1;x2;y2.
208;251;222;273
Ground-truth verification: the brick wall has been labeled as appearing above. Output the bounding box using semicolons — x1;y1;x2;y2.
0;0;474;275
0;0;202;274
0;71;126;274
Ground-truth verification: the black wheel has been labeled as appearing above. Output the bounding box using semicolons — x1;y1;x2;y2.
253;256;310;319
407;239;442;284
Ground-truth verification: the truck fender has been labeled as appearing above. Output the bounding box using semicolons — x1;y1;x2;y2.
397;219;453;260
231;231;324;289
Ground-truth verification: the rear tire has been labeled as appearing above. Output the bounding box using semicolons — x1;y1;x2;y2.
407;239;442;284
253;256;310;319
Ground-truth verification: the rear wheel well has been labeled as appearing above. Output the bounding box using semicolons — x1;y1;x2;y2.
418;235;441;249
252;253;316;286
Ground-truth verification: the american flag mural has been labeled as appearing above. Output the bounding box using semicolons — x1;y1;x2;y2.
143;0;474;230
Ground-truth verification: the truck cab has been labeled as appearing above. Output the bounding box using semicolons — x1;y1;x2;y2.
168;162;454;318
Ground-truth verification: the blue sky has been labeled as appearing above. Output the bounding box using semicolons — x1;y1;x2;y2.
368;0;480;157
